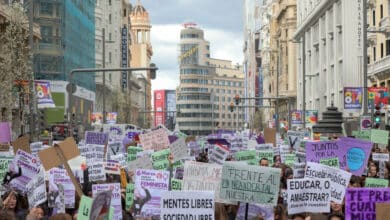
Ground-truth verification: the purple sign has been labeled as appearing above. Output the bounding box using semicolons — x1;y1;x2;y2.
346;188;390;220
85;131;109;145
306;138;373;176
236;203;273;220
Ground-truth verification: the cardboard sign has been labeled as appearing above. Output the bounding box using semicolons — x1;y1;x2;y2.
92;183;121;220
208;144;229;165
0;122;11;143
11;134;30;154
287;178;331;214
346;188;390;220
160;191;214;220
169;138;187;162
264;128;276;146
370;129;389;145
220;162;281;205
305;162;352;204
320;157;340;168
364;178;389;188
376;203;390;220
134;169;169;217
236;203;274;220
139;128;170;151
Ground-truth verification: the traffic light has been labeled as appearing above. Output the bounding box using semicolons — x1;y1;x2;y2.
374;105;381;128
234;94;240;105
229;102;235;112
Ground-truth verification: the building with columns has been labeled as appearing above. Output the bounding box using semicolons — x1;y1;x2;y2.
129;0;154;128
295;0;364;120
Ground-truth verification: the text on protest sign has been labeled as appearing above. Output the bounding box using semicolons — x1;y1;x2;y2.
127;155;153;172
85;131;109;145
208;144;230;165
236;203;274;220
287;131;305;150
10;150;41;192
160;191;214;220
364;178;389;188
92;183;121;220
305;162;352;204
26;169;47;208
220;162;281;206
139;128;170;151
372;153;389;162
234;150;257;165
169;138;188;162
88;162;106;182
287;178;331;214
345;188;390;220
370;129;389;145
49;168;76;208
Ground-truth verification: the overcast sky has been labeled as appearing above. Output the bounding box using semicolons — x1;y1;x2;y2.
134;0;244;91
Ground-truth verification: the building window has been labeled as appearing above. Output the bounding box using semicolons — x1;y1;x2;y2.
40;2;53;15
137;31;142;43
380;4;383;19
373;10;376;26
123;9;127;17
109;0;112;5
386;39;390;56
109;33;112;41
40;26;53;43
109;52;112;63
381;43;384;58
373;47;377;61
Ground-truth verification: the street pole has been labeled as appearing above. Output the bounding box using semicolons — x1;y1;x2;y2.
102;28;106;123
28;0;35;140
302;35;306;128
363;0;368;115
275;41;280;131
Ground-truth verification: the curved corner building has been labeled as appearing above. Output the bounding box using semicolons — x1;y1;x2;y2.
177;25;245;135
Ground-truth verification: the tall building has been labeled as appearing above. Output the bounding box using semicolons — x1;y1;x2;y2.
176;24;245;135
154;90;176;130
295;0;364;119
129;0;154;128
367;0;390;89
94;0;132;114
269;0;297;127
32;0;96;127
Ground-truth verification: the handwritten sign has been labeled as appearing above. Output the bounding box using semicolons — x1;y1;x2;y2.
305;162;351;204
88;162;106;182
11;134;30;154
125;183;134;210
85;131;109;145
139;128;170;151
305;141;340;162
352;130;371;141
128;155;153;172
160;191;214;220
208;144;229;165
127;146;143;162
169;138;187;162
77;196;93;220
370;129;389;145
287;178;331;214
320;157;340;168
364;178;389;188
234;150;257;165
220;162;281;205
171;178;182;191
287;131;305;150
346;188;390;220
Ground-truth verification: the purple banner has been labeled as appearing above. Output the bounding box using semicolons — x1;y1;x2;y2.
236;203;274;220
85;131;109;145
346;188;390;220
305;138;373;176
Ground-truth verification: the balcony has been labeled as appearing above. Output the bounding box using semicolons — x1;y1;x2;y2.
379;16;390;33
367;28;377;46
368;55;390;81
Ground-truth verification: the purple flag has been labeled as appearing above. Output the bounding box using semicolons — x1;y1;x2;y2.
338;137;373;176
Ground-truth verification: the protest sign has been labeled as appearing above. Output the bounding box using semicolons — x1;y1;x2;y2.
11;134;30;154
160;191;214;220
305;141;339;163
0;122;11;143
346;188;390;220
372;153;389;162
183;161;229;203
48;182;65;213
257;150;274;167
236;203;274;220
234;150;257;165
85;144;105;165
9;150;41;192
106;142;124;159
134;169;169;217
352;130;371;141
0;157;12;181
295;151;306;163
264;128;276;146
320;157;340;168
85;131;109;145
171;178;182;191
126;183;135;210
364;178;389;188
128;155;153;172
127;146;143;162
287;178;331;214
376;203;390;220
91;190;113;220
139;128;170;151
30;142;44;157
338;137;373;176
169;138;187;162
104;160;121;175
49;168;76;208
305;162;352;204
26;169;47;208
220;162;281;205
283;154;296;167
151;149;170;164
92;183;121;220
293;162;306;179
370;129;389;145
254;143;274;151
287;131;305;150
208;144;229;165
88;162;106;182
111;154;126;168
77;196;93;220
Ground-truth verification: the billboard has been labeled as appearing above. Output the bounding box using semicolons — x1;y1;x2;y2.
154;90;166;126
290;110;303;125
344;87;363;109
368;87;388;109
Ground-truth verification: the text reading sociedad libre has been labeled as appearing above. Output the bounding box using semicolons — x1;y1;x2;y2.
162;199;213;220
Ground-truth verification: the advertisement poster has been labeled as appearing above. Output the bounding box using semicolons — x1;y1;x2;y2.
368;87;388;109
290;110;303;125
91;112;103;126
106;112;118;125
305;110;318;125
134;169;169;218
344;87;363;109
35;80;55;108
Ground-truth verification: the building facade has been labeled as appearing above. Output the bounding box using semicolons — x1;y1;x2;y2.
32;0;96;127
153;90;176;130
295;0;364;120
367;0;390;89
129;0;154;128
269;0;297;128
176;25;245;135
